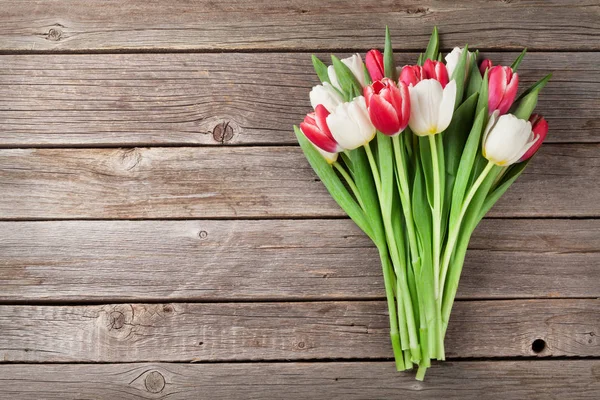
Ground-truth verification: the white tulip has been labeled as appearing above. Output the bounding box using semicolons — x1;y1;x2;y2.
445;47;473;78
326;96;376;150
482;111;538;166
309;82;344;113
313;145;338;164
327;53;366;91
408;79;457;136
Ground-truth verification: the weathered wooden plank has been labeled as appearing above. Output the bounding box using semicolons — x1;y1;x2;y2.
0;300;597;362
0;145;597;219
0;361;598;399
0;1;598;51
0;52;597;146
0;219;598;301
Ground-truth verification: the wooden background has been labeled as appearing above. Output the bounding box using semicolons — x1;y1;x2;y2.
0;1;599;398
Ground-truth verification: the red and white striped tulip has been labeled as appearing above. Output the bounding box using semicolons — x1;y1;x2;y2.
326;96;376;150
399;59;450;88
328;53;366;90
365;49;385;82
482;111;538;166
488;65;519;115
519;114;549;162
309;82;344;113
300;104;342;164
364;78;410;136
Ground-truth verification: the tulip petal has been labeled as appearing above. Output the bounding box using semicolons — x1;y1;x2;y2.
488;66;508;113
408;84;428;136
369;95;400;135
498;72;519;115
436;79;457;133
327;65;342;91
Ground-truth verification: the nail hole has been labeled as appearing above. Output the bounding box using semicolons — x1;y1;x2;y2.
198;341;204;346
531;338;546;353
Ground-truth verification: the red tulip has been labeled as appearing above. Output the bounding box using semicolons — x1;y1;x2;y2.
365;49;385;82
479;59;493;76
488;65;519;115
422;59;449;88
364;78;410;136
399;59;449;88
519;114;549;162
299;104;342;154
399;65;424;87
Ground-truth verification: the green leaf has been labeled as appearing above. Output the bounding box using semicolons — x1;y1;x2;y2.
442;93;479;237
384;26;396;80
311;55;331;84
412;155;432;267
350;145;387;246
510;48;527;71
511;74;552;120
418;136;434;209
363;64;372;86
331;55;363;100
479;160;529;219
377;133;394;219
475;68;489;117
515;73;552;104
441;164;501;326
447;108;487;230
465;50;481;99
443;92;479;179
417;53;424;66
423;26;439;62
294;126;374;241
450;44;469;109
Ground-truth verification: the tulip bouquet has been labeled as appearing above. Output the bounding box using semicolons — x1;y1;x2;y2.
294;27;551;380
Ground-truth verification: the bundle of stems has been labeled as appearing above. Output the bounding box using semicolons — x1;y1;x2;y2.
294;27;551;380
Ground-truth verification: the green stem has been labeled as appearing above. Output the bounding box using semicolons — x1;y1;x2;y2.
439;160;495;295
392;135;420;265
365;143;419;351
333;161;366;211
378;247;405;371
428;135;445;361
428;135;441;300
363;144;381;194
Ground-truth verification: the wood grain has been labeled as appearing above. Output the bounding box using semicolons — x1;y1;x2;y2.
0;300;597;362
0;52;597;147
0;145;597;219
0;1;598;51
0;219;597;301
0;361;599;399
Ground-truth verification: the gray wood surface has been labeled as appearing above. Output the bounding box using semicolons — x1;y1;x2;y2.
0;145;597;219
0;219;598;301
0;52;597;147
0;1;597;51
0;361;598;399
0;300;597;362
1;1;598;397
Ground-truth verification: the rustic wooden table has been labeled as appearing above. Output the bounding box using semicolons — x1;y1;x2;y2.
0;1;599;398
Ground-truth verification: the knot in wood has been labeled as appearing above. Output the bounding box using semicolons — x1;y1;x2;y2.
212;122;234;143
46;28;62;41
198;230;208;240
144;371;166;393
120;148;143;171
109;311;125;330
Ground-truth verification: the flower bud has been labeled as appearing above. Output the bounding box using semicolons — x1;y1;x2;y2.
364;78;410;136
365;49;385;82
519;114;549;162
